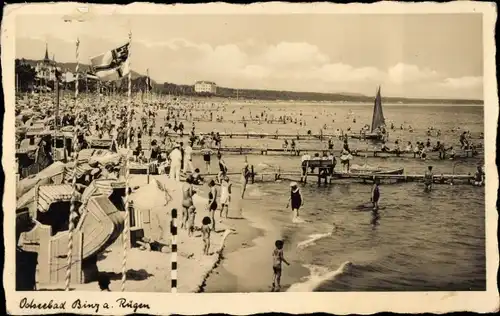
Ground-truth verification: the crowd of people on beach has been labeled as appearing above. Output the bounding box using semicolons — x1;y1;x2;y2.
15;91;486;292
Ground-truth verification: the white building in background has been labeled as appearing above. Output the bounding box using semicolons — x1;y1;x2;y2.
35;44;60;83
194;81;217;94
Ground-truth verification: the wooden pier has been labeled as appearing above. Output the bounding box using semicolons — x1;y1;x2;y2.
190;146;482;160
163;131;379;141
197;170;477;186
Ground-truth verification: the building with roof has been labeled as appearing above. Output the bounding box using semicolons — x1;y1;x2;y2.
194;81;217;94
34;44;60;84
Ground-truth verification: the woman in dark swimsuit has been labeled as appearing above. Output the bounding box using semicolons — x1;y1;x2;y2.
207;180;218;230
287;182;303;221
203;148;212;174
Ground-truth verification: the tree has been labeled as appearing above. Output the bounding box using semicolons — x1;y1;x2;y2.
15;59;37;92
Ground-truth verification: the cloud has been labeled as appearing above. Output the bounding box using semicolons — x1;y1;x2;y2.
16;35;482;98
388;63;440;84
261;42;329;68
440;76;483;89
312;64;384;83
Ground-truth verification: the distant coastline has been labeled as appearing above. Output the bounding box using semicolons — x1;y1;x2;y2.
17;58;484;105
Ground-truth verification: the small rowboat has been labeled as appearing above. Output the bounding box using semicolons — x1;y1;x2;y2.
349;164;404;175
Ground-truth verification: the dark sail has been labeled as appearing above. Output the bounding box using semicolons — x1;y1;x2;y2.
371;86;385;133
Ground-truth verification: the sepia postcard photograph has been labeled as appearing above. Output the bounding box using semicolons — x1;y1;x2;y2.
2;1;499;315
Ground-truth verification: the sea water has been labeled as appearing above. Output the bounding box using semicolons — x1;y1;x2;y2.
158;102;485;291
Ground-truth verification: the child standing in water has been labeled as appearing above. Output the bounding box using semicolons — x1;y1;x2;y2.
272;240;290;292
201;216;212;255
286;182;303;221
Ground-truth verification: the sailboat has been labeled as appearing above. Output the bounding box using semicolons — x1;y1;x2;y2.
370;86;386;136
350;86;386;141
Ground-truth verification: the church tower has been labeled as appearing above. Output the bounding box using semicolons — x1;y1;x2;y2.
43;43;50;63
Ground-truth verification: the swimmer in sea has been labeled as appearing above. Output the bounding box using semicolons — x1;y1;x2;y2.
424;166;434;192
473;165;484;186
371;178;380;211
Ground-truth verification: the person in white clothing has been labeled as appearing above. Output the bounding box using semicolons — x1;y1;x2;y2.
169;143;183;181
183;143;194;173
219;176;232;219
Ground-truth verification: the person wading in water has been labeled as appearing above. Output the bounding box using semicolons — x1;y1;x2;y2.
286;182;303;222
371;178;380;211
424;166;434;192
240;161;251;199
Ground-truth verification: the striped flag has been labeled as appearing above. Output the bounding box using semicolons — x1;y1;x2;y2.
90;43;130;81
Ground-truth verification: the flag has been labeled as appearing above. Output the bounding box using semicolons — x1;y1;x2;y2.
54;67;63;82
85;72;99;80
145;76;153;91
90;42;130;81
62;71;76;83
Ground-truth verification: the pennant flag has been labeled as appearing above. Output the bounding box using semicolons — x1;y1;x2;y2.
90;42;130;81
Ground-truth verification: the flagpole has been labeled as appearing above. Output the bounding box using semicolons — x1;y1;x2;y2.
75;38;80;102
122;30;132;293
147;68;150;102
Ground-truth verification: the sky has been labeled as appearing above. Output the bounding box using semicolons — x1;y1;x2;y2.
15;13;484;99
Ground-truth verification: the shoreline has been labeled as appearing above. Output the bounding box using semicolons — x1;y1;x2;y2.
203;186;310;293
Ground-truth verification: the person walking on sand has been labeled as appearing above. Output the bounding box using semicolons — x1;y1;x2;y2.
169;143;182;181
220;175;232;219
187;204;196;237
272;240;290;292
286;182;303;221
217;152;228;183
207;180;218;231
201;216;212;255
202;147;212;174
183;142;194;174
182;176;196;229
